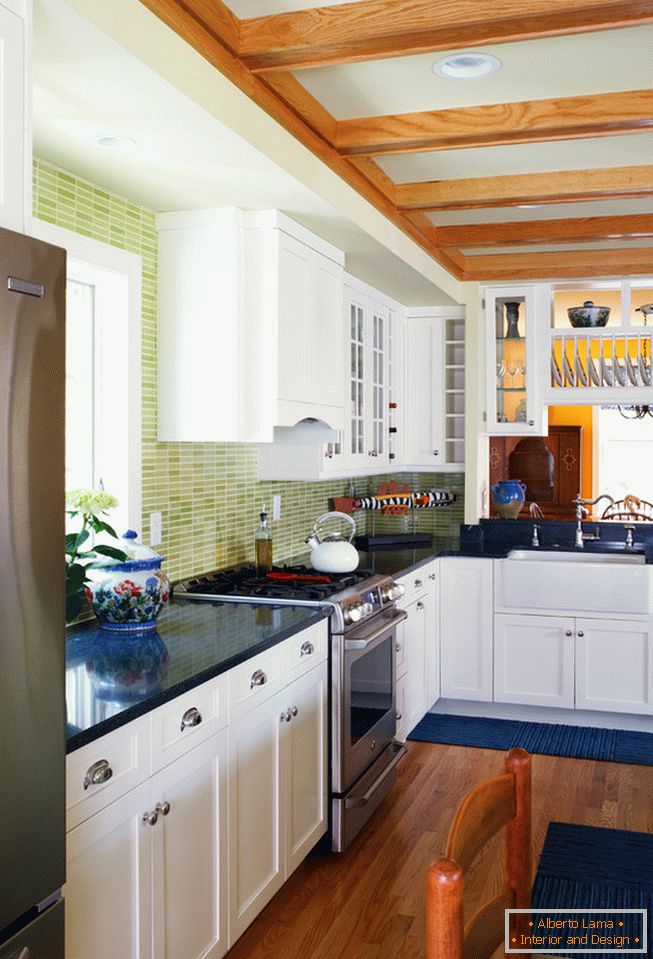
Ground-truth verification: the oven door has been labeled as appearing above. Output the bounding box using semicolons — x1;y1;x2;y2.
332;608;407;795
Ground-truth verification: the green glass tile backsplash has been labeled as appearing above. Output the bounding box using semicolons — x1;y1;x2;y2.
34;157;463;580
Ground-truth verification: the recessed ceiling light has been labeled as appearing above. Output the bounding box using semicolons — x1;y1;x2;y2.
432;53;502;80
96;135;136;150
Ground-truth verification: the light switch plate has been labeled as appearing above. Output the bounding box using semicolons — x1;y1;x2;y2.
150;511;163;546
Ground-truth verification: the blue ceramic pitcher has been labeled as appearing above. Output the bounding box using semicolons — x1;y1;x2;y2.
491;480;526;519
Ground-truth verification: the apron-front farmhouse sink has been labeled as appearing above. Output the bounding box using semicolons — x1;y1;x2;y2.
496;550;651;614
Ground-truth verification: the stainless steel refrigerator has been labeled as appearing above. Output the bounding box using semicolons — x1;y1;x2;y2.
0;227;66;958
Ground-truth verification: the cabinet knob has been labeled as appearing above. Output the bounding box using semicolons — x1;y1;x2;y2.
300;641;314;657
395;643;401;652
414;579;423;588
577;630;584;637
180;706;202;731
83;758;113;791
291;706;298;717
155;800;171;817
416;601;425;611
429;573;436;581
528;420;534;426
143;810;158;826
565;629;573;637
433;450;439;456
250;669;268;689
396;711;402;721
280;709;292;723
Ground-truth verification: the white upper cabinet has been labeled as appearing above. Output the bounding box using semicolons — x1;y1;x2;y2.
0;0;30;234
156;208;344;443
484;285;548;436
403;308;465;471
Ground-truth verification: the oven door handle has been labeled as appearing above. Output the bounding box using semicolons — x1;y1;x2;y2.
345;742;407;809
344;609;407;650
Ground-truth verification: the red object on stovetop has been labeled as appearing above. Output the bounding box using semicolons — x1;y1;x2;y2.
265;571;332;584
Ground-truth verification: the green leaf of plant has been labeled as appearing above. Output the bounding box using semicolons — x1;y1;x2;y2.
66;592;84;623
66;563;86;591
65;532;78;553
93;545;129;561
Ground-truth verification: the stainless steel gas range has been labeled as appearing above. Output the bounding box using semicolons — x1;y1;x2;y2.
176;563;407;851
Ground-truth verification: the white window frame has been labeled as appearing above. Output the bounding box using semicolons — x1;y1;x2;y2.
31;218;142;534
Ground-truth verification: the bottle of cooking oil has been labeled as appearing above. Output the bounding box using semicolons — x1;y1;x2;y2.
255;504;273;575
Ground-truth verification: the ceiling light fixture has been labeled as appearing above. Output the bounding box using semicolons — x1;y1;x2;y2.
433;53;502;80
96;135;136;150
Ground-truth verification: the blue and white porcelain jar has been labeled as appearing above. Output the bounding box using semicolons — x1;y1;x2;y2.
86;531;171;631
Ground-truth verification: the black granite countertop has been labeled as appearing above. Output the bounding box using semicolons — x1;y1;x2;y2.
66;600;328;753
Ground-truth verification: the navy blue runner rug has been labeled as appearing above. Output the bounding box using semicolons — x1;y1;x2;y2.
407;712;653;766
531;822;653;959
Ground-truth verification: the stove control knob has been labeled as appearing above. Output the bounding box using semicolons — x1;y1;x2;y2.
344;604;363;625
383;582;405;602
360;602;374;618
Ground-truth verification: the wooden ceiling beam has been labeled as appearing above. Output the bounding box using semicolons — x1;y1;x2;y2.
395;165;653;211
433;213;653;247
137;0;463;278
335;89;653;156
461;247;653;280
238;0;653;73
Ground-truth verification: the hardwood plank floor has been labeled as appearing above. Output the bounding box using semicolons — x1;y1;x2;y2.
225;743;653;959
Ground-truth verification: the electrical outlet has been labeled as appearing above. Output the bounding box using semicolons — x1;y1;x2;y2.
150;512;163;546
272;495;281;522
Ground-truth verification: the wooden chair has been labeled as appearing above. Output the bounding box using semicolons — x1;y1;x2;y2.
425;748;532;959
601;494;653;522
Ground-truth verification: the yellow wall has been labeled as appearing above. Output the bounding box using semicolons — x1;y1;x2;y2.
548;406;594;499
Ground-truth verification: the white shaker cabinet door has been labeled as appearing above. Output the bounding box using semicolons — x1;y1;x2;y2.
150;732;229;959
440;558;493;701
284;664;328;876
0;4;25;233
65;782;152;959
227;689;285;943
576;618;653;715
494;613;575;708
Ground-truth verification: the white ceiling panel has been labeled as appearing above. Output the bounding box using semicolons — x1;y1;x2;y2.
463;240;653;255
428;198;653;227
226;0;364;16
33;0;455;305
376;133;653;183
297;26;653;119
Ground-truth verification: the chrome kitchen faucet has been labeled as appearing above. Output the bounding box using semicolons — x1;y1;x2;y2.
572;493;615;548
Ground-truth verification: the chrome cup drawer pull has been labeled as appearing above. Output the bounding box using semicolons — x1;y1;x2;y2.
180;706;203;731
83;758;113;790
250;669;268;689
300;641;314;657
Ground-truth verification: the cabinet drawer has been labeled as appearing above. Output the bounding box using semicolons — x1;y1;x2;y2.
285;621;328;679
229;643;286;718
397;565;434;606
66;717;150;831
150;673;228;772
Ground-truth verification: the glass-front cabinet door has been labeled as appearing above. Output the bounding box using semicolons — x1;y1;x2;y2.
344;286;391;469
484;285;547;436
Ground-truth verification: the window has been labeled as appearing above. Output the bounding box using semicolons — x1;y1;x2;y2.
597;407;653;504
32;219;142;535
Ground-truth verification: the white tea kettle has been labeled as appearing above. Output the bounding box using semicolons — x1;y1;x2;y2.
306;511;359;573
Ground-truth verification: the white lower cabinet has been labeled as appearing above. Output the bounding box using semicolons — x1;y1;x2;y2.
66;622;329;959
576;618;653;715
395;562;439;741
150;735;228;959
66;781;152;959
440;557;493;701
494;614;574;708
493;612;653;715
66;732;228;959
228;662;328;941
